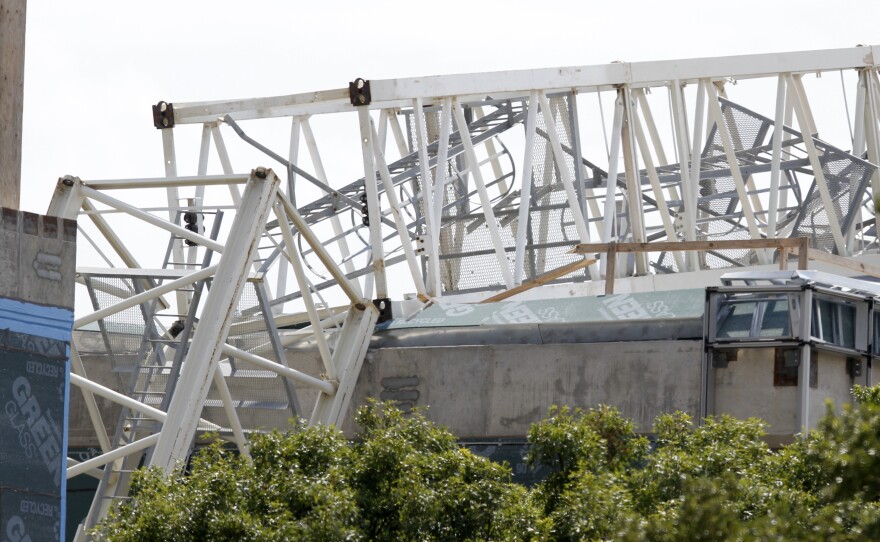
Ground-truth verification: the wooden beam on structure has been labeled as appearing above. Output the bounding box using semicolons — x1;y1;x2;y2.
569;237;880;286
571;238;806;255
797;237;810;271
571;238;816;295
479;258;598;303
605;243;618;295
792;245;880;280
0;0;26;210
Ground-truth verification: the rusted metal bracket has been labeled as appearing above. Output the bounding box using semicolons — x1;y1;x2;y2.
152;101;175;129
349;78;371;106
373;297;392;323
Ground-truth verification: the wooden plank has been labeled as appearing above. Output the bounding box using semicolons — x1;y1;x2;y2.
792;246;880;279
571;237;805;255
605;243;617;295
479;258;597;303
798;237;810;270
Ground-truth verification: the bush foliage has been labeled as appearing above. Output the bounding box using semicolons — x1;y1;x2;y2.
94;389;880;541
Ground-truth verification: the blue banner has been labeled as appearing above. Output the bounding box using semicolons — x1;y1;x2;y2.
0;300;72;542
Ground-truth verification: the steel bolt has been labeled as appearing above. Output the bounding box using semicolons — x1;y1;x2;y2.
254;167;268;179
61;177;74;187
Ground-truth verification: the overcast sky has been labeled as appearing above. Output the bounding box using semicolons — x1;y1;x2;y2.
19;0;880;214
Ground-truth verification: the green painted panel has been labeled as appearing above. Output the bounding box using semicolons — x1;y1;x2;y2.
385;289;705;329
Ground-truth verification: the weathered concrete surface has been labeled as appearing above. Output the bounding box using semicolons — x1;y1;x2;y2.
0;0;26;209
72;330;326;444
714;348;856;439
0;208;77;307
343;341;703;437
71;327;868;450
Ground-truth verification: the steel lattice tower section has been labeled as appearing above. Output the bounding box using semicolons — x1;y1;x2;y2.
57;46;880;537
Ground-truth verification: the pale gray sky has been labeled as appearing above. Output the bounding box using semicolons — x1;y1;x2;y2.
20;0;880;213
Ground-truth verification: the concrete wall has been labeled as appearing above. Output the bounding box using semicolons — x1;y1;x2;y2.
343;340;703;437
0;209;77;306
74;336;705;443
0;0;26;210
72;333;870;449
72;331;872;450
714;347;857;439
1;207;76;542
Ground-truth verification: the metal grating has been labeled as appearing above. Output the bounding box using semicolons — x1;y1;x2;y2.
792;144;873;253
431;94;588;292
656;98;874;271
220;281;299;430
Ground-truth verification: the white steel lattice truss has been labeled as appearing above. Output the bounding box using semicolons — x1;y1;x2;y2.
60;46;880;534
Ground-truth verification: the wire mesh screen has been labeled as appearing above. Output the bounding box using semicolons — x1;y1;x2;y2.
89;276;167;405
214;281;297;431
87;275;172;449
89;277;146;360
527;95;588;282
421;94;588;292
791;143;873;253
656;98;873;271
84;275;298;436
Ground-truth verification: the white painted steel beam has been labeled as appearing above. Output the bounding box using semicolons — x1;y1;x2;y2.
70;346;111;453
514;92;539;284
301;117;360;285
211;366;251;460
150;169;279;473
67;434;161;480
273;201;337;381
358;107;388;298
370;120;427;298
170;47;878;123
631;100;685;270
73;265;217;328
431;98;453;294
310;303;378;427
160;128;190;317
768;75;787;243
210;125;244;205
412;98;439;295
670;80;698;272
277;191;365;305
537;92;592;244
785;74;847;254
69;372;221;431
70;373;166;423
222;343;336;395
705;82;764;259
621;87;648;274
80;185;226;254
600;92;624;277
84;174;252;190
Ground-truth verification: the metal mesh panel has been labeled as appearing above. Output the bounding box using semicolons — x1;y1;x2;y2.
435;95;586;292
704;104;769;161
439;211;515;291
90;277;145;358
89;277;167;405
791;145;873;253
528;95;586;281
406;109;442;237
656;98;874;271
217;282;296;431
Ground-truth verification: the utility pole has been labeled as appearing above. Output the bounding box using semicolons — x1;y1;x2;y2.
0;0;26;210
